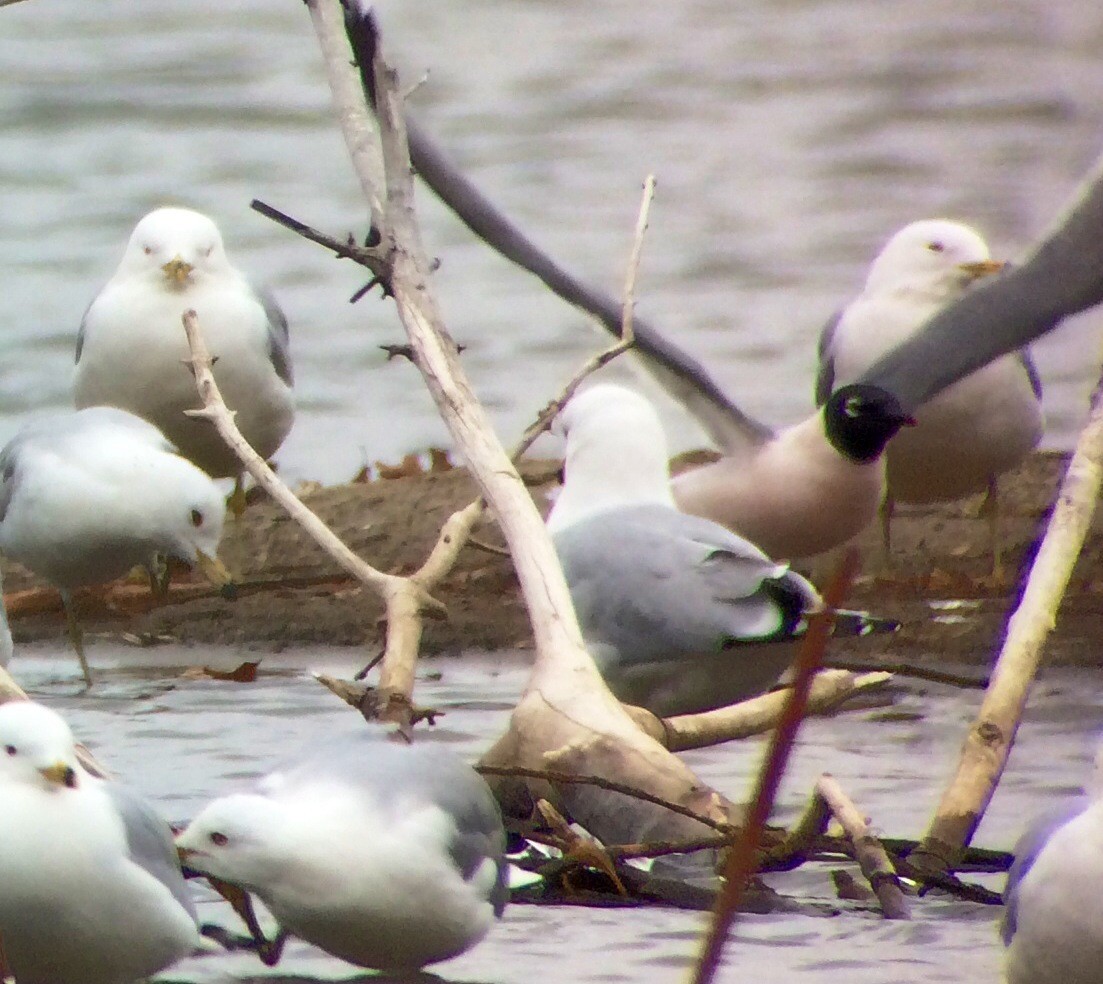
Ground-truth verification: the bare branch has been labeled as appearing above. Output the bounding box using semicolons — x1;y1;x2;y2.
816;775;910;920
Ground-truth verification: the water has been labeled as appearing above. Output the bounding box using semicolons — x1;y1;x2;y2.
3;3;1102;980
3;0;1103;485
13;647;1101;982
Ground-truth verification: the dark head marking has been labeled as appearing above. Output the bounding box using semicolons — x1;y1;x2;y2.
823;384;916;463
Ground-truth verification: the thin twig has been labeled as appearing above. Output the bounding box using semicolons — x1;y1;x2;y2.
620;174;654;346
692;549;860;984
816;775;910;919
475;765;736;835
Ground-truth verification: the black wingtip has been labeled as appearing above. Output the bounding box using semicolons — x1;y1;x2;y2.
341;0;381;106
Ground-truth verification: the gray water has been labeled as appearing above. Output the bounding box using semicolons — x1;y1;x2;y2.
15;646;1102;983
4;2;1103;981
4;0;1103;485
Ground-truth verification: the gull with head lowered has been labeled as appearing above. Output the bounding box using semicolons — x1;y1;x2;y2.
0;406;232;686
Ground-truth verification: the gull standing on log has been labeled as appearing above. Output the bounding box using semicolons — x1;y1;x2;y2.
549;384;898;716
74;207;295;484
816;220;1044;568
0;701;199;984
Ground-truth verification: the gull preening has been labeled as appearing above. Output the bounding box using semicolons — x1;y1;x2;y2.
549;384;896;716
817;220;1044;563
74;206;294;480
0;700;199;984
176;725;508;972
0;407;231;685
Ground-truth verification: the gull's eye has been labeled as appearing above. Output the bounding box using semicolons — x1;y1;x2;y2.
190;509;203;528
926;241;945;253
202;245;214;258
4;745;16;756
209;831;229;847
844;396;864;419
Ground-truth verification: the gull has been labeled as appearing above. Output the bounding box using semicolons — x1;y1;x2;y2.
816;220;1044;565
0;406;232;686
549;384;897;717
176;724;508;972
74;206;294;484
1002;746;1103;984
0;700;199;984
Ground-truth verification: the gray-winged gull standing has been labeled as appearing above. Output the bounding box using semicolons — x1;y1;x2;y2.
176;724;508;972
74;207;294;485
549;384;897;717
0;406;232;685
0;700;199;984
817;220;1044;568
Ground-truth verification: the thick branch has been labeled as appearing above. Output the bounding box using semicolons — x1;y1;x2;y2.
911;359;1103;876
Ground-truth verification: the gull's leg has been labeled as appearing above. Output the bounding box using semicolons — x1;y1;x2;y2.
227;474;248;520
981;475;1004;583
145;554;171;599
61;590;93;689
879;493;895;562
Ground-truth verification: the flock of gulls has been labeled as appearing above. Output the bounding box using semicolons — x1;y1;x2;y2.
0;3;1099;979
0;188;1082;983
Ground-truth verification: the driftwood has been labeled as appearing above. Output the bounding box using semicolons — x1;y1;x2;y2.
815;775;910;920
625;669;892;751
909;361;1103;878
246;0;746;850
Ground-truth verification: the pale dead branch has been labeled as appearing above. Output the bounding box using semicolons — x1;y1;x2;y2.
623;669;893;751
816;774;910;919
910;359;1103;877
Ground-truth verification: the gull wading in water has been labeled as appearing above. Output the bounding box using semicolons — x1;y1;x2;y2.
816;220;1044;567
1002;744;1103;984
177;724;508;972
548;384;898;717
0;701;199;984
74;206;294;483
0;407;232;686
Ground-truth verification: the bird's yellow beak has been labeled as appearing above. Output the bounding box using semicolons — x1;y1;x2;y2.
39;761;78;788
161;256;194;286
957;259;1005;280
195;550;233;590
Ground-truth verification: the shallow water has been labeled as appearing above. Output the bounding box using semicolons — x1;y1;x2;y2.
3;0;1103;485
12;646;1101;983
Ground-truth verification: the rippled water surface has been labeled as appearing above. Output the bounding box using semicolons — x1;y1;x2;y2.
14;647;1103;983
3;0;1103;483
4;3;1103;981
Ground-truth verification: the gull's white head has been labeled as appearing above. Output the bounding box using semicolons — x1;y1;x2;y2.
150;455;232;589
0;701;80;791
547;384;676;533
862;219;1003;299
176;793;285;891
117;207;232;289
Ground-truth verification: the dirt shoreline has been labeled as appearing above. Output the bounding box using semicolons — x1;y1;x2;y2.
5;450;1101;671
